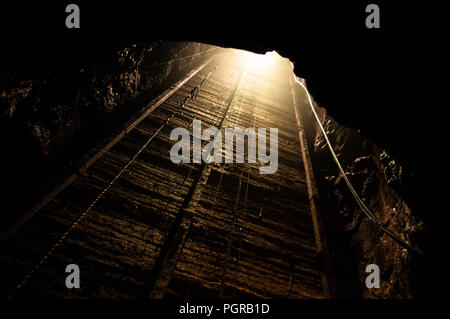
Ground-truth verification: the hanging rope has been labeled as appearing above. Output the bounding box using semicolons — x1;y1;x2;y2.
293;75;424;257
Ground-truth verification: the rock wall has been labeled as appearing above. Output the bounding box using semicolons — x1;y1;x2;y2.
296;80;427;298
0;41;218;157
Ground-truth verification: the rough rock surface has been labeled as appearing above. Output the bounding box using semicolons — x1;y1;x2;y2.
296;82;427;298
0;41;216;157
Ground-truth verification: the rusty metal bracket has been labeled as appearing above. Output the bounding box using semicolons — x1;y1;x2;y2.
289;73;337;298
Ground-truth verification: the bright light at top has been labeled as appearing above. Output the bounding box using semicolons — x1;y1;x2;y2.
233;50;286;73
248;51;279;68
228;49;290;81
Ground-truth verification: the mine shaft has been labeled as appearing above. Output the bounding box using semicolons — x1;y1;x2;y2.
1;49;333;298
0;41;441;300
